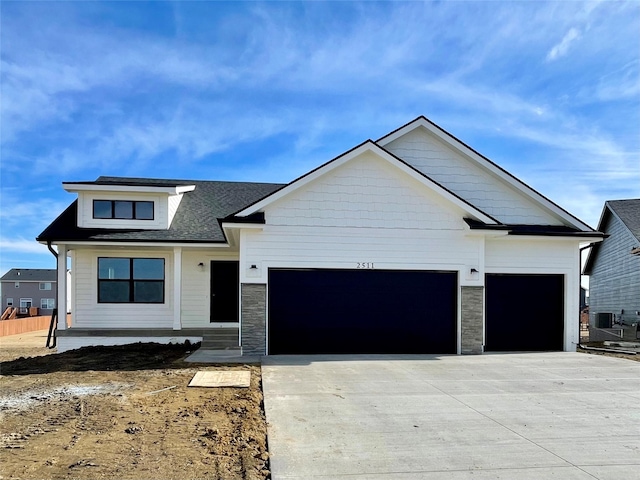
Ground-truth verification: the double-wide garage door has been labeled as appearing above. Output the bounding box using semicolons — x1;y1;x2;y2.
268;269;457;355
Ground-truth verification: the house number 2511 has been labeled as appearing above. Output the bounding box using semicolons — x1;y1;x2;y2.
356;262;374;269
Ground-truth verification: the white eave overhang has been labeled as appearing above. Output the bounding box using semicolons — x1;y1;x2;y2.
38;240;230;248
63;183;196;195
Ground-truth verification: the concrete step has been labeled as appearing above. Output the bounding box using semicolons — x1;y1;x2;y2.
201;330;239;349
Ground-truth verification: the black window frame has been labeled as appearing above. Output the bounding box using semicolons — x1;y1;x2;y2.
97;257;165;304
93;200;155;220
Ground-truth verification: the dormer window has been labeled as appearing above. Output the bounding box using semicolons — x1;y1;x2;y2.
93;200;154;220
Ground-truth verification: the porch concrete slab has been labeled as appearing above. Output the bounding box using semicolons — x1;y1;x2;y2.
261;353;640;480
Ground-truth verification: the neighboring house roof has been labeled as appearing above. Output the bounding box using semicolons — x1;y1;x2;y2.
583;198;640;274
607;199;640;241
37;177;284;243
0;269;57;282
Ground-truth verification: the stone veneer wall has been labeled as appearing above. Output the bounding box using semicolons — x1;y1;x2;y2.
461;286;484;354
241;284;267;355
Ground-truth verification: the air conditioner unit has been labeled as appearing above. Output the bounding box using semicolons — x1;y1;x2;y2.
597;312;613;328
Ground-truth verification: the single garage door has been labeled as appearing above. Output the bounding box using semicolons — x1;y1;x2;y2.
485;274;564;352
268;269;457;354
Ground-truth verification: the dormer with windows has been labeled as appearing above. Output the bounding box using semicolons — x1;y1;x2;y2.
63;180;196;230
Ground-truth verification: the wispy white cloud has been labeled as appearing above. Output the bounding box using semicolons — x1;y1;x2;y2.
0;237;51;255
546;27;582;61
0;0;638;268
0;198;69;228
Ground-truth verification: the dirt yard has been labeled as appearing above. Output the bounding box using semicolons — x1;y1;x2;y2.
0;332;269;480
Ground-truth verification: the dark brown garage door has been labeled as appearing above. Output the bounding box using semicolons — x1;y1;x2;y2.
268;269;457;354
485;274;564;351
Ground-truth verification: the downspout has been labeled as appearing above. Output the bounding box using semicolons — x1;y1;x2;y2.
47;241;58;260
46;241;58;348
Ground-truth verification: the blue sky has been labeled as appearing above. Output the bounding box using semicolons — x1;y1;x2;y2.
1;0;639;276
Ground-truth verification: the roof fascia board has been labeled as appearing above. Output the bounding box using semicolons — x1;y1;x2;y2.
236;140;498;225
38;240;230;248
490;234;603;243
63;183;195;195
220;223;265;230
377;116;594;232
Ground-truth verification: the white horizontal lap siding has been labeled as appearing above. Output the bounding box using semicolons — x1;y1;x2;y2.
244;226;479;274
181;250;239;328
73;249;174;329
241;152;483;283
485;237;581;351
268;152;464;230
77;192;168;230
384;129;563;226
485;238;577;271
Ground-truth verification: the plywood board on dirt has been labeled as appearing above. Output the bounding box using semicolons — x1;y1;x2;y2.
188;370;250;388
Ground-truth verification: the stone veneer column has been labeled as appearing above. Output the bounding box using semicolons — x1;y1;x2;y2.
461;286;484;354
241;284;267;356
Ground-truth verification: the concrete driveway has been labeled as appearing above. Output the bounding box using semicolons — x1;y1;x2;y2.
261;353;640;479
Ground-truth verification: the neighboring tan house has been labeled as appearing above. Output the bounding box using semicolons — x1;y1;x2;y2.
0;269;57;317
583;199;640;330
37;116;604;354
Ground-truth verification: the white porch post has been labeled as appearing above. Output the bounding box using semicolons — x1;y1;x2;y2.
57;244;67;330
173;247;182;330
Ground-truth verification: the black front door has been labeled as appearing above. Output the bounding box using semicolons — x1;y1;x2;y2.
210;261;239;322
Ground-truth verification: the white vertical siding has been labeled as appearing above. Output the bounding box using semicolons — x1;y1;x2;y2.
384;128;563;226
73;249;174;328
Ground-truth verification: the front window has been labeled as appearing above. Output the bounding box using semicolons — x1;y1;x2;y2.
93;200;154;220
98;257;164;303
41;298;55;309
39;282;52;290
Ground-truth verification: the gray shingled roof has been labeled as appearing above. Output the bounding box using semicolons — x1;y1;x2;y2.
1;269;57;282
608;199;640;242
37;177;285;243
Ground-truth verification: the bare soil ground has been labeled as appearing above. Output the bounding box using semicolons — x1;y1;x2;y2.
0;332;269;480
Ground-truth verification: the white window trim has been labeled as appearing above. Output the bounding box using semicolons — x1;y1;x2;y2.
41;298;55;309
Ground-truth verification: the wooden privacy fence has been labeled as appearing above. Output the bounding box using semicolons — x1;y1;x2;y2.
0;315;71;337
